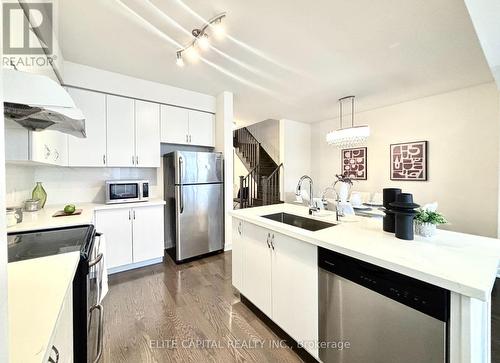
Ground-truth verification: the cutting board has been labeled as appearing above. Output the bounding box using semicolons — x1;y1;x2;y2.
52;209;83;217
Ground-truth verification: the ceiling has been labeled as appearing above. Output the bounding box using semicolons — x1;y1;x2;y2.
58;0;493;125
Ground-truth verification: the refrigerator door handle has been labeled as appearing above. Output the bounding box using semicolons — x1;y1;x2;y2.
179;156;184;214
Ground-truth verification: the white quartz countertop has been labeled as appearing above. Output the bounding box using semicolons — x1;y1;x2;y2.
8;252;81;363
230;203;500;301
7;199;166;233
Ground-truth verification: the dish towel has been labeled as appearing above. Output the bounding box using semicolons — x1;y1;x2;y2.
96;234;109;302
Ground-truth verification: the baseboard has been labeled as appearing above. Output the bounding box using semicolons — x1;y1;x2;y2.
224;243;232;251
240;294;319;363
108;257;163;275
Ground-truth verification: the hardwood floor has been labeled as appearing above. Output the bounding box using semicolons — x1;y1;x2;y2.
102;252;302;363
102;252;500;363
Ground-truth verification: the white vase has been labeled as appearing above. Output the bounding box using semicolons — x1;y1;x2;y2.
337;182;351;203
415;221;437;237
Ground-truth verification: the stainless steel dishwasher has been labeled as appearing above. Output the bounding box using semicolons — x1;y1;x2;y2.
318;247;449;363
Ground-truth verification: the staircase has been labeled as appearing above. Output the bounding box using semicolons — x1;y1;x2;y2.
233;127;283;208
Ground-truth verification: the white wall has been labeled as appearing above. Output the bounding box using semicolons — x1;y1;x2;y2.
311;82;500;237
279;119;311;203
62;61;216;113
5;164;160;207
246;119;280;163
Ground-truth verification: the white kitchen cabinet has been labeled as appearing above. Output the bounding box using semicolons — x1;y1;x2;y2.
271;232;318;358
95;204;164;271
232;218;244;291
188;110;214;147
45;286;73;363
95;208;133;269
67;88;107;167
241;222;273;317
160;105;189;144
132;205;164;262
31;129;68;166
160;105;215;147
106;95;135;167
135;100;160;167
5;120;68;166
233;220;319;358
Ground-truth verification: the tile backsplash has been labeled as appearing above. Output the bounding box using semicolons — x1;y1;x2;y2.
6;164;162;207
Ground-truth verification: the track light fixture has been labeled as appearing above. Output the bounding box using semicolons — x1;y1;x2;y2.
176;12;226;66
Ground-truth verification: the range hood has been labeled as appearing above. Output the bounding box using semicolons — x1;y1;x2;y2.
3;69;86;138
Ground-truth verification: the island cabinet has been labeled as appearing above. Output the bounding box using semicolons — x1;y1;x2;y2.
232;217;319;358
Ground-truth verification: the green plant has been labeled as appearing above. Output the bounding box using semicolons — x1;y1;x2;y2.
414;209;447;225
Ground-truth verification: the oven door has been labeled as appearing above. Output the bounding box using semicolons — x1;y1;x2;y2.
106;182;140;204
88;233;105;363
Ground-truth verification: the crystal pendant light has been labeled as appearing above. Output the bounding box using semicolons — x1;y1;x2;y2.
326;96;370;148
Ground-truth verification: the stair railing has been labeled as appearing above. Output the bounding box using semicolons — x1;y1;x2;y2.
239;164;260;208
262;163;283;205
234;128;260;169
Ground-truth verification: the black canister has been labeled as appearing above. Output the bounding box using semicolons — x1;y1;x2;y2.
390;193;420;241
382;209;396;233
382;188;402;232
394;212;416;240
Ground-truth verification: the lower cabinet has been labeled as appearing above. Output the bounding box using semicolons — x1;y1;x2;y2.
232;217;319;358
95;204;164;270
45;286;73;363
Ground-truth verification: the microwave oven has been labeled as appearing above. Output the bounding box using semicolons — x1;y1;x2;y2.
105;180;149;204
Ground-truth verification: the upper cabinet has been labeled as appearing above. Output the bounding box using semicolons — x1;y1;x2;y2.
106;95;136;167
67;88;107;167
135;100;160;167
6;86;208;168
160;105;215;147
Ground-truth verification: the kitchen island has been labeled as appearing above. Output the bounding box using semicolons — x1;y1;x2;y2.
230;203;500;363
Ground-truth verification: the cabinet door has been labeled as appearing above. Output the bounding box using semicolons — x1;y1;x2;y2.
160;105;189;144
67;88;107;167
241;223;272;317
232;218;244;291
95;208;133;269
30;130;67;165
188;110;215;147
132;205;164;263
45;286;73;363
135;100;160;167
106;95;135;167
271;233;318;358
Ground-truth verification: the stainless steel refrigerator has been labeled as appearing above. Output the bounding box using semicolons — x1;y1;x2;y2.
163;151;224;262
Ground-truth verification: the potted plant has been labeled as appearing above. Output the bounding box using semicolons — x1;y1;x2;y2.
414;203;447;237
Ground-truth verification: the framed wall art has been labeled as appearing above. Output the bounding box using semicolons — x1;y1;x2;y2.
390;141;428;181
341;147;367;180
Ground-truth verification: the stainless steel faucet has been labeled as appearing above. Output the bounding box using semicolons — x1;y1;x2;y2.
295;175;319;215
321;185;344;221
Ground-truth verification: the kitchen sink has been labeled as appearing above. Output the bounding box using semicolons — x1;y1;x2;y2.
262;212;336;231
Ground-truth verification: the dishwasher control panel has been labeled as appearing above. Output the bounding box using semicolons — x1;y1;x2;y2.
318;247;450;322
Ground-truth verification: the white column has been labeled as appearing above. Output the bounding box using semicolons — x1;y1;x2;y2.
215;92;234;250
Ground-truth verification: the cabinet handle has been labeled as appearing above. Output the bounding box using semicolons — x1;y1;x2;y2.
186;134;188;143
44;144;51;159
270;234;275;250
189;134;192;143
48;345;59;363
128;210;131;220
266;233;271;249
136;156;139;165
132;155;135;165
54;149;59;161
133;210;136;219
238;222;242;235
103;154;106;165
